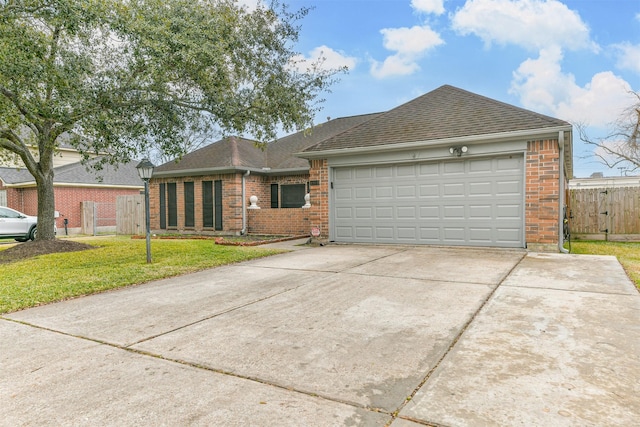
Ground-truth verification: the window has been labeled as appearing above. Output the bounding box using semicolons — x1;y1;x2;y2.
270;183;279;208
281;184;306;208
159;183;166;229
167;183;177;227
214;180;223;230
202;181;214;228
184;182;194;227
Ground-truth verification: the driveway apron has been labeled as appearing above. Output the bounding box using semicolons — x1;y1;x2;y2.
2;244;639;426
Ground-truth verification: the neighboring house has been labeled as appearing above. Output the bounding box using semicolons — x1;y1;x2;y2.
0;157;143;234
149;85;573;251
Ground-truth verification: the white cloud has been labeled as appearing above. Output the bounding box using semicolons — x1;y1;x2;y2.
411;0;446;15
613;42;640;74
510;47;634;126
291;46;357;73
452;0;598;52
370;25;444;78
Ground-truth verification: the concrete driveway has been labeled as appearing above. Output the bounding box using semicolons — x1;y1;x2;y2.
1;243;639;426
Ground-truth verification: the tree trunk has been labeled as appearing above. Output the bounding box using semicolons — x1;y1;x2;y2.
33;134;57;241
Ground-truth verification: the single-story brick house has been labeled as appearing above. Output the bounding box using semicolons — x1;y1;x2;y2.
0;158;143;234
150;85;573;251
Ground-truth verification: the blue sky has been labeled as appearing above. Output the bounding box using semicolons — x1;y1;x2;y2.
275;0;640;178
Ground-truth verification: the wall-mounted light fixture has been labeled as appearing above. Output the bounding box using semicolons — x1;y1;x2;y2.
449;146;468;157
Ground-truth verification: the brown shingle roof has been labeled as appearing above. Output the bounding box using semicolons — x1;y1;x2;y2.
153;136;267;174
153;114;381;175
304;85;571;153
267;113;382;169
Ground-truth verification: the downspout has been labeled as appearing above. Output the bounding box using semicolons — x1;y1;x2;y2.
241;170;250;235
558;131;569;253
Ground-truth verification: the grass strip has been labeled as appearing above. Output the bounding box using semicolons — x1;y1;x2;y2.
0;237;283;314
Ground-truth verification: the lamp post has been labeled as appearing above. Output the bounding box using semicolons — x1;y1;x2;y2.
136;158;155;263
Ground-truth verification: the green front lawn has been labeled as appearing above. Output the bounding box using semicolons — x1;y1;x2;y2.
569;241;640;289
0;236;283;314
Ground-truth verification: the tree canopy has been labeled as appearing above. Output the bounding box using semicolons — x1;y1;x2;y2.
0;0;342;240
579;91;640;174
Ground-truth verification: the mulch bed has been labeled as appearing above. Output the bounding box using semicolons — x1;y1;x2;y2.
0;240;94;264
131;234;309;246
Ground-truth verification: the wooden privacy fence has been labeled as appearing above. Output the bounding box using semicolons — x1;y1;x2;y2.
569;186;640;241
116;194;145;235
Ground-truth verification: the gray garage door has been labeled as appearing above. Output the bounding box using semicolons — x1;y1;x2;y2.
332;155;524;247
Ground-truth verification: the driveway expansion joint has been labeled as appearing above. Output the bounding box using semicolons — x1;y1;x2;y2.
388;250;528;420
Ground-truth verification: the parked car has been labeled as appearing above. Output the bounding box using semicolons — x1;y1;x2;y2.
0;207;55;242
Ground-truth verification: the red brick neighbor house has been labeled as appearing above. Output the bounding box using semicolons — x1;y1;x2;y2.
150;85;573;251
0;157;143;235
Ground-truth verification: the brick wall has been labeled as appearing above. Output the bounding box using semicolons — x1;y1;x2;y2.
525;139;560;245
308;159;329;240
2;185;141;232
150;172;312;235
247;208;310;235
148;141;563;246
55;186;141;229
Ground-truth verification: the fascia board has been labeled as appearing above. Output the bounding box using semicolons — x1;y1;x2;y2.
296;125;573;159
4;181;143;189
152;166;309;178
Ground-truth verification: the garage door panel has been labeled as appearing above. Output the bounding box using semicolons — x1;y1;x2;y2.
376;186;393;198
420;227;441;241
469;205;492;219
397;227;417;239
496;204;521;219
335;226;354;238
396;164;416;177
496;180;521;195
420;184;439;197
469;227;492;242
335;188;353;200
443;205;465;219
333;155;524;247
443;183;465;196
375;206;393;219
355;207;373;219
497;156;522;171
397;206;417;218
419;163;439;176
375;167;393;178
354;187;373;200
443;162;465;174
420;206;440;219
496;228;521;243
355;227;373;239
375;227;394;239
355;168;373;179
469;181;492;195
443;227;466;241
468;158;492;173
397;185;416;198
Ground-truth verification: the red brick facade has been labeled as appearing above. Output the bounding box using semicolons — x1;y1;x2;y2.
147;139;565;247
0;184;141;232
525;139;561;245
149;173;311;236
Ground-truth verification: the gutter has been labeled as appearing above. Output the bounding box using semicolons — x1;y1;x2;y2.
241;170;250;235
152;166;309;179
296;125;573;159
558;130;569;254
